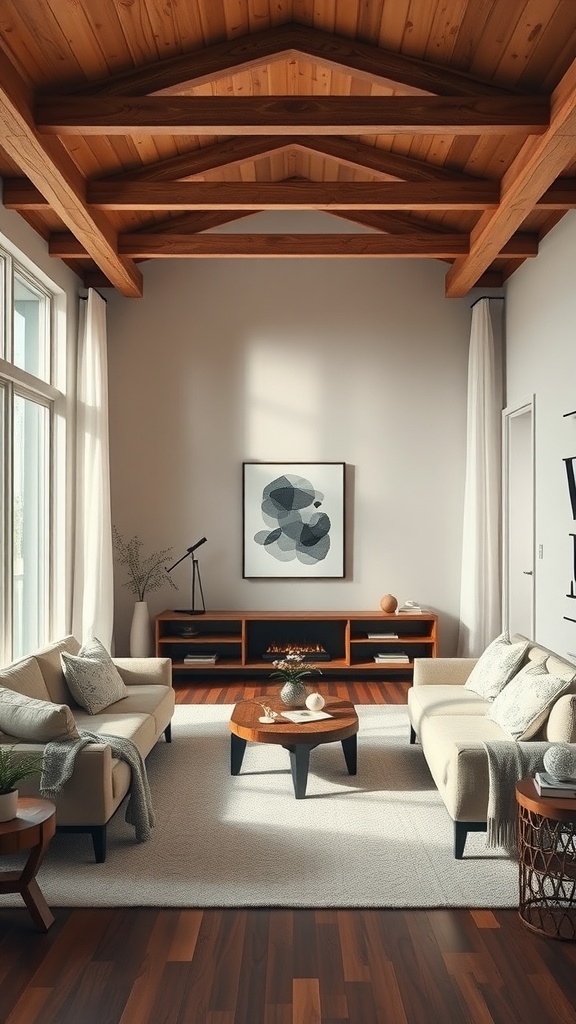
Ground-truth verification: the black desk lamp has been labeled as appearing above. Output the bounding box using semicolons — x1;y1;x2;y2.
166;537;207;614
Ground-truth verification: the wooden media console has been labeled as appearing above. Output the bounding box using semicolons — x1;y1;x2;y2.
155;609;437;682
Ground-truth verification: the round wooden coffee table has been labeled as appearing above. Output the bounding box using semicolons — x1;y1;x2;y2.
229;696;358;799
0;796;56;931
516;778;576;941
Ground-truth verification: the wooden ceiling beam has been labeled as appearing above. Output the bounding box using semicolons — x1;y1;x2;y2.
0;51;142;297
297;137;479;182
34;95;548;137
108;134;479;184
2;133;484;210
85;180;499;211
70;23;515;99
107;136;292;182
446;58;576;296
48;232;537;260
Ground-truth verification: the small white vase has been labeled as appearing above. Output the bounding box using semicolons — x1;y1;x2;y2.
305;692;326;712
130;600;152;657
0;789;18;822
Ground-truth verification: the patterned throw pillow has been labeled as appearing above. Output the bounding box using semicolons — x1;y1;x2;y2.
61;637;128;715
486;661;572;740
464;631;529;700
0;687;79;741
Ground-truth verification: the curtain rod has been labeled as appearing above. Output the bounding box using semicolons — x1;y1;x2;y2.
469;295;504;309
79;289;108;304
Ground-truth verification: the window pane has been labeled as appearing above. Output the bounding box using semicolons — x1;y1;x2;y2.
0;387;4;652
12;394;49;659
13;274;49;381
0;255;5;360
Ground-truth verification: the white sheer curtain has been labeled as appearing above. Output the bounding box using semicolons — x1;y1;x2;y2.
71;289;114;649
457;297;504;656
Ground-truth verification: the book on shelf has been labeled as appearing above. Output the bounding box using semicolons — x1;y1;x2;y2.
183;653;218;664
367;632;398;639
374;654;410;663
534;771;576;798
397;604;426;614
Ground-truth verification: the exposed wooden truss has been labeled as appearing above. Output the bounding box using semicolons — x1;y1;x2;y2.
1;15;576;297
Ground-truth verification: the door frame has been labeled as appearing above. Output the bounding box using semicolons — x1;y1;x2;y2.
502;396;536;639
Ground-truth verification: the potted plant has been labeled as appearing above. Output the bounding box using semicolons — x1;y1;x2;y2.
270;650;322;708
0;746;45;822
112;526;177;656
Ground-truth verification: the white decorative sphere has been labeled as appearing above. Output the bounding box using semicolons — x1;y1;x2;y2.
305;692;325;712
543;744;576;781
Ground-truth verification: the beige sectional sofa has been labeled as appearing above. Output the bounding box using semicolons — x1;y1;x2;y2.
407;636;576;858
0;635;174;861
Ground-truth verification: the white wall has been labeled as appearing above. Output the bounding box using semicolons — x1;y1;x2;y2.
506;211;576;660
106;213;478;656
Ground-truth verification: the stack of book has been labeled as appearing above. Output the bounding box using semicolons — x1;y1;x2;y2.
367;631;398;639
534;772;576;798
374;652;410;664
183;653;218;665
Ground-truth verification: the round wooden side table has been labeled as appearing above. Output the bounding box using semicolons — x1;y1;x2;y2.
0;796;56;931
516;778;576;941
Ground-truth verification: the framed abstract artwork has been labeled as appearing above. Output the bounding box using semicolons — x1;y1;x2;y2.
242;462;346;578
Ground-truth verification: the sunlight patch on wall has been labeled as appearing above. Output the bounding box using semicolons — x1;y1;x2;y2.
245;339;322;457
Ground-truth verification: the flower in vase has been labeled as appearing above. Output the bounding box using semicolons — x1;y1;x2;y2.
269;650;322;685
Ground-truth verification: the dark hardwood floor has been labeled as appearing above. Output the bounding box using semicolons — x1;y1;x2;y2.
1;680;576;1024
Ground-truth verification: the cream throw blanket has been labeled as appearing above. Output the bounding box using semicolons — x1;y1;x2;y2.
483;740;551;853
40;731;155;842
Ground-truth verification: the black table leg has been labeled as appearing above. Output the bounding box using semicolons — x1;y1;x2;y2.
287;744;311;799
341;734;357;775
231;733;247;775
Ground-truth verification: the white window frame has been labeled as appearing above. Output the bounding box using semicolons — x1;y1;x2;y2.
0;244;66;663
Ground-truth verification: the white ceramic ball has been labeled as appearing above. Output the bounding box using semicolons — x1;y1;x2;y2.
305;692;325;712
543;744;576;781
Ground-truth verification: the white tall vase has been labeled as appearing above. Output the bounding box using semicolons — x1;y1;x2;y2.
130;600;152;657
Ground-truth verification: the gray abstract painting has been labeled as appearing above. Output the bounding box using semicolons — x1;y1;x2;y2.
243;462;345;578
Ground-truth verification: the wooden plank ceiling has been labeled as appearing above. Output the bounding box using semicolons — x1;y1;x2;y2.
0;0;576;298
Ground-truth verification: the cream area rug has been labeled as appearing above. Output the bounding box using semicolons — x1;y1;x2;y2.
0;704;518;909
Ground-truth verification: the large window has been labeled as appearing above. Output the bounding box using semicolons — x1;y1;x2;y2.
0;248;63;663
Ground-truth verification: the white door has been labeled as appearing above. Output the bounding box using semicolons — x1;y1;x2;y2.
502;399;535;638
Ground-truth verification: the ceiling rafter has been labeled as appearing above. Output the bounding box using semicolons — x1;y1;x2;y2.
0;50;142;297
68;23;517;99
446;56;576;296
34;95;549;137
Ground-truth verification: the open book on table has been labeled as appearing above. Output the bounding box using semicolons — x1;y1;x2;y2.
280;709;333;723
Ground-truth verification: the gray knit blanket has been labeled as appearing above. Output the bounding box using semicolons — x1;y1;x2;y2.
483;740;552;853
40;731;155;842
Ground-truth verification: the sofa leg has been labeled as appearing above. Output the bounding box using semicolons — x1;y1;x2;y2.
57;823;108;862
164;722;172;743
91;826;107;863
409;725;417;744
454;821;486;859
454;822;468;859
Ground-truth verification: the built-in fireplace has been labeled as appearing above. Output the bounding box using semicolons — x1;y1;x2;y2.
246;619;346;663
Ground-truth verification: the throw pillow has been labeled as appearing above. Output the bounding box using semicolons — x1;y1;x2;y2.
486;661;572;740
0;687;79;741
60;637;128;715
464;631;529;700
